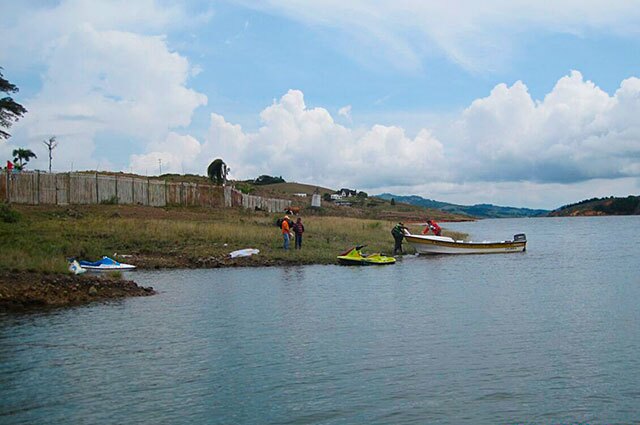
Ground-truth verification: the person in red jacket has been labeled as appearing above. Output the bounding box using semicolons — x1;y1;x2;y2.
292;217;305;249
422;219;442;236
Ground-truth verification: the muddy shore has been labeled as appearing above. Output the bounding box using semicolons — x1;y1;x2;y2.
0;271;155;310
0;255;322;310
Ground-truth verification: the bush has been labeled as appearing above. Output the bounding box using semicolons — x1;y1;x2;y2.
253;175;285;185
236;182;254;194
100;195;119;205
0;203;20;223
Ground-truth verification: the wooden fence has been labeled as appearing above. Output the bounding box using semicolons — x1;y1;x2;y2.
1;171;290;213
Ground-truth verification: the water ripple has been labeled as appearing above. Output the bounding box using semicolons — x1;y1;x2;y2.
1;217;640;424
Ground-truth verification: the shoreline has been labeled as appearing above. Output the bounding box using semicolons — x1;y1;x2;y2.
1;203;466;309
0;255;346;310
0;271;155;310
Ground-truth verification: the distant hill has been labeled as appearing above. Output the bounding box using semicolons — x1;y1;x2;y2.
376;194;549;218
548;195;640;217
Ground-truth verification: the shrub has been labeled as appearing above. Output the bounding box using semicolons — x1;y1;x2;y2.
100;195;119;205
0;202;20;223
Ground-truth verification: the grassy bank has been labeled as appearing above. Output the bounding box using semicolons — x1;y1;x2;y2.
1;204;467;273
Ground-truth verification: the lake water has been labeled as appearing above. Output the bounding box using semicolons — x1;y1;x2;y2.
1;216;639;424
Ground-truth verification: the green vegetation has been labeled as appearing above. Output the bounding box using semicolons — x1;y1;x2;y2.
207;158;228;185
254;175;285;185
0;204;466;273
11;148;37;170
100;195;119;205
551;195;640;216
377;193;549;218
0;203;20;223
1;68;27;140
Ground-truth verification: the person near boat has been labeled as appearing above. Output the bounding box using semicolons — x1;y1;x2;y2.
422;219;442;236
292;217;305;249
391;222;408;255
281;215;291;250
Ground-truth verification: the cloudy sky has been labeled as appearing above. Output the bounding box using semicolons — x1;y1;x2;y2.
2;0;640;209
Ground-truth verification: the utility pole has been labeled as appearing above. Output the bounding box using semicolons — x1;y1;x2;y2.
43;136;57;173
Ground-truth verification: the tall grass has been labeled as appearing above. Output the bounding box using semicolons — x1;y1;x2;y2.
0;205;466;272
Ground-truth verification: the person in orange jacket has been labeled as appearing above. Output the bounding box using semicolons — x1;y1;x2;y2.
281;215;291;250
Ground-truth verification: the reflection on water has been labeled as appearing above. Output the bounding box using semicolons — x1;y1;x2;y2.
1;217;640;424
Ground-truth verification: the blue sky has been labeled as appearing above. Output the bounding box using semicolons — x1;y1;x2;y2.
2;0;640;209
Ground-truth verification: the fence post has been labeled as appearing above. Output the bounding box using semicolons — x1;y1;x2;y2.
95;172;99;204
115;174;119;204
147;178;150;206
5;170;9;204
67;172;71;205
35;170;40;205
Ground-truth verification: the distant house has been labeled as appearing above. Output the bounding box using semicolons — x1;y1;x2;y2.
293;193;307;197
330;194;342;200
338;188;358;197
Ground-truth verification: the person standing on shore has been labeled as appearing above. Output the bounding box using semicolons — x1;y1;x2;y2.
281;215;291;250
391;222;408;255
292;217;305;249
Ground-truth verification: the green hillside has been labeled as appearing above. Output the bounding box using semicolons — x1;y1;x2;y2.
549;195;640;216
376;193;549;218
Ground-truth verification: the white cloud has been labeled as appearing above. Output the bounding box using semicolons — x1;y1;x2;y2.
338;105;352;121
177;72;640;208
0;0;202;67
448;71;640;184
201;90;445;189
3;1;207;173
130;133;201;176
238;1;640;72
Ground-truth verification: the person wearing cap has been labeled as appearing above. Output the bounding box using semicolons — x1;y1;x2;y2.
282;215;291;250
391;222;408;255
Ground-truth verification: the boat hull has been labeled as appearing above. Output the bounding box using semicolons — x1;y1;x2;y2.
80;264;137;271
405;234;526;255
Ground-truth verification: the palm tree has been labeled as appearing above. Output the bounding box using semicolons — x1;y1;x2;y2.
12;148;37;170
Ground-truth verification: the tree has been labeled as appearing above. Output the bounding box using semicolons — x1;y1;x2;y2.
390;198;396;206
1;68;27;140
253;175;285;185
43;136;57;173
12;148;36;170
207;158;229;185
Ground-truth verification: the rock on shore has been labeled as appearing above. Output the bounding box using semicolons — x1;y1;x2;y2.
0;272;155;309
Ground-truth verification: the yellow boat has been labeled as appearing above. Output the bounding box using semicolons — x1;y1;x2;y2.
337;245;396;265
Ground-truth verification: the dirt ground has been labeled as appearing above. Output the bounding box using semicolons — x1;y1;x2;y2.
0;271;155;309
